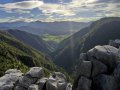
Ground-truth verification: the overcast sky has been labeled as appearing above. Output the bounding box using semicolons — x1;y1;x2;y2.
0;0;120;22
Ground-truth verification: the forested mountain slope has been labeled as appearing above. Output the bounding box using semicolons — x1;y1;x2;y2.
0;31;58;76
53;17;120;73
6;30;53;54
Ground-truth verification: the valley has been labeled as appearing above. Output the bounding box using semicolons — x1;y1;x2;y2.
0;17;120;90
0;21;90;50
0;0;120;90
0;17;120;75
53;17;120;73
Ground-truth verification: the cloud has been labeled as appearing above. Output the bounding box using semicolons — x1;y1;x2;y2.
14;9;31;14
0;0;119;22
0;1;43;10
0;0;76;16
39;3;76;16
85;0;120;3
12;0;40;2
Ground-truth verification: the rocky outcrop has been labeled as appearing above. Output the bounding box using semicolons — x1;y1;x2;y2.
0;67;72;90
76;77;91;90
0;69;23;90
1;39;120;90
73;39;120;90
109;39;120;48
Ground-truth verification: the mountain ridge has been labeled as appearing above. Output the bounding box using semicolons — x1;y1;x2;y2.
4;29;53;54
53;17;120;73
0;21;90;36
0;30;58;76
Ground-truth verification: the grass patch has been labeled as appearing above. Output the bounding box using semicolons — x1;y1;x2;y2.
42;34;70;43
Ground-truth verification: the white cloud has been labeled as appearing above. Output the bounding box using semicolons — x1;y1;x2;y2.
14;9;31;14
0;0;119;22
0;1;43;10
39;4;76;16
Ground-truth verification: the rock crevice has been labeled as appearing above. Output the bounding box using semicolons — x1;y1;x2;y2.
0;67;72;90
73;39;120;90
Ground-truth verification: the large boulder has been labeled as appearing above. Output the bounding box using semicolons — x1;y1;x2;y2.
87;45;119;72
0;69;23;90
0;67;72;90
5;69;22;75
14;86;27;90
28;84;39;90
93;75;118;90
57;81;67;90
92;60;108;77
79;53;87;61
76;61;92;78
76;76;91;90
53;72;66;81
36;78;48;90
74;42;120;90
15;67;44;89
66;83;72;90
26;67;44;78
113;62;120;79
46;72;68;90
109;39;120;48
46;77;58;90
16;75;37;88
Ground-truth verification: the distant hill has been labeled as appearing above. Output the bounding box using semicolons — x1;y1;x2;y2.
0;21;90;51
53;17;120;73
0;21;90;36
0;30;58;76
5;30;53;54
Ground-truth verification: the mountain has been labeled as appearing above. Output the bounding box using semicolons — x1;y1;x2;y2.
0;21;90;51
5;30;53;54
53;17;120;73
0;21;28;29
0;30;58;76
0;21;90;36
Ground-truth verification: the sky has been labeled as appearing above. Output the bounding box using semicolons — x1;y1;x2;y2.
0;0;120;22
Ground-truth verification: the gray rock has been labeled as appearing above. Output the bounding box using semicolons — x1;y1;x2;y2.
53;72;66;81
15;67;44;89
79;53;87;61
46;77;58;90
114;62;120;79
0;67;71;90
14;86;27;90
66;83;72;90
76;76;91;90
46;72;68;90
5;69;22;75
26;67;44;78
0;69;22;90
36;78;48;90
28;84;39;90
73;42;120;90
57;80;67;90
109;39;120;48
16;76;37;88
93;75;118;90
0;84;14;90
92;60;108;77
74;53;88;77
87;45;119;72
77;61;92;77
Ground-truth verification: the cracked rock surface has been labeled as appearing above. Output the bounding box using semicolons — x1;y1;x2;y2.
73;39;120;90
0;67;72;90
